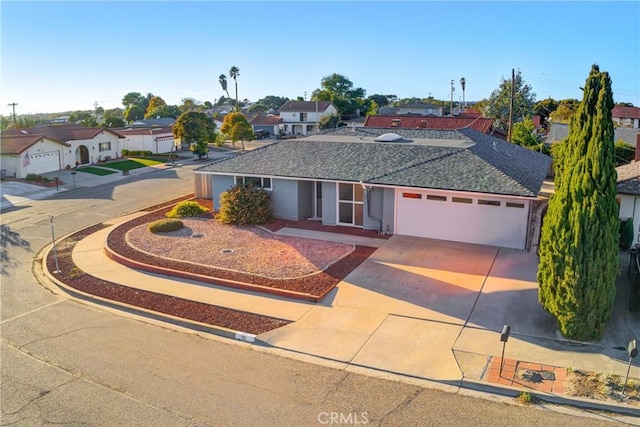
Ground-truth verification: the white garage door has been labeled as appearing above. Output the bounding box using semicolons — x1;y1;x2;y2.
28;151;61;174
395;190;529;249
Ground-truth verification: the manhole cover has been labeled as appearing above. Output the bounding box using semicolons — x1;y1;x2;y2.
220;249;234;254
540;371;556;381
191;233;205;238
518;369;555;383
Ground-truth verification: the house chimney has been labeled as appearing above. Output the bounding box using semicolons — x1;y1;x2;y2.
636;133;640;162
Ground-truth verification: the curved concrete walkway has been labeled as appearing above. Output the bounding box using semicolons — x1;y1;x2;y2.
44;218;640;419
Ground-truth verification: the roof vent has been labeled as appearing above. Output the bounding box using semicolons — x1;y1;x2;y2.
20;130;28;134
375;133;404;142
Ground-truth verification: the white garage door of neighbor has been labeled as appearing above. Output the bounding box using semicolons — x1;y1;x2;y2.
28;151;61;174
395;190;529;249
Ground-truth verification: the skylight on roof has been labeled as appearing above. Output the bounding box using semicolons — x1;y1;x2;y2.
20;130;28;134
375;133;404;142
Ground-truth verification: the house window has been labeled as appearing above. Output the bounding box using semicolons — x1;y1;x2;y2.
506;202;525;208
478;199;500;207
99;142;111;152
300;113;307;122
338;183;363;226
426;195;447;202
392;119;401;127
452;197;473;204
306;125;314;132
235;176;272;190
403;192;422;199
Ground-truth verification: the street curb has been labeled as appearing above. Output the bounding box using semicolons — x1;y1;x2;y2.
38;243;257;344
460;378;640;417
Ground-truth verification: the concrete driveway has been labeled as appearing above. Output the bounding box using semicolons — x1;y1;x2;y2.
260;234;638;382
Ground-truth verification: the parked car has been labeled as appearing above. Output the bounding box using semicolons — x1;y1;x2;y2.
254;130;270;140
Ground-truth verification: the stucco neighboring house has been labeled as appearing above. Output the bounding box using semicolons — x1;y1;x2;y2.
128;117;176;127
1;124;123;177
617;160;640;245
396;102;444;117
115;126;176;154
249;113;282;135
278;101;338;136
612;106;640;128
1;134;70;179
194;127;551;250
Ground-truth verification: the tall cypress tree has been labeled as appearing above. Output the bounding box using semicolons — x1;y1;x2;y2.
537;65;618;341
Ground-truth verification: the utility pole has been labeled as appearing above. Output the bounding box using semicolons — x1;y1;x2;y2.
450;80;455;117
7;102;17;123
304;91;307;101
507;68;515;142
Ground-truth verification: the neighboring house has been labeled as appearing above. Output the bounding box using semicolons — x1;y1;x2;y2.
364;115;495;134
547;123;640;146
1;134;70;179
116;126;175;154
617;158;640;245
1;124;123;177
613;106;640;128
194;127;551;250
396;102;444;117
249;113;282;136
278;101;338;136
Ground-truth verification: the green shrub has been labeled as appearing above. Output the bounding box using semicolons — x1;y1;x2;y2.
218;184;273;225
25;173;39;181
121;149;129;156
620;218;634;251
148;218;184;233
165;200;209;218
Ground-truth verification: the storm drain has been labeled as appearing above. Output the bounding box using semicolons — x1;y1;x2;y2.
192;233;205;238
220;249;234;254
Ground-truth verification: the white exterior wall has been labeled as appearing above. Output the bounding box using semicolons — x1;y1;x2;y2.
3;139;65;178
59;132;121;167
121;133;174;153
279;105;339;135
397;107;443;116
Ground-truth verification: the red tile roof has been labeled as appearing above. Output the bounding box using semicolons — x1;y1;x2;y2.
363;115;494;134
250;114;282;125
613;106;640;120
0;134;69;155
2;124;124;141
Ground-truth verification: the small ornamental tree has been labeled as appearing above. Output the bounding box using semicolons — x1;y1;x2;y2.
537;64;618;341
220;112;254;151
165;200;209;218
218;184;273;225
173;111;217;158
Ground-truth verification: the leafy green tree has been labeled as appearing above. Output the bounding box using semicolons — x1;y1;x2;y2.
144;96;167;118
203;101;213;109
179;98;201;113
69;111;98;126
172;111;217;158
537;64;618;341
319;113;340;129
483;70;536;130
366;100;379;116
229;66;240;111
124;105;145;122
534;97;559;127
220;112;254;151
312;73;366;119
511;118;541;148
103;116;126;128
252;95;289;111
549;99;580;123
367;94;396;108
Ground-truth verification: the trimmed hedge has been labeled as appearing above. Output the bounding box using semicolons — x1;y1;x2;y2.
148;218;184;233
122;149;153;157
165;200;209;218
218;184;273;225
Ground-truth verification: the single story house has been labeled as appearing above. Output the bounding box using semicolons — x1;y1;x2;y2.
364;115;495;134
547;122;640;146
395;102;444;116
1;124;123;178
116;126;176;153
194;127;552;250
612;106;640;128
249;113;282;136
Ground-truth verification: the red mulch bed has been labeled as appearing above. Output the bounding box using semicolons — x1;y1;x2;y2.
46;196;383;335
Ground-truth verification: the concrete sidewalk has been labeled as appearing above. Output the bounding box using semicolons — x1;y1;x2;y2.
42;218;640;419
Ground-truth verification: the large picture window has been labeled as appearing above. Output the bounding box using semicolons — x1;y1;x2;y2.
337;183;363;226
98;142;111;152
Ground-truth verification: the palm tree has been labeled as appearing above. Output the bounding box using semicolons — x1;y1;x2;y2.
229;66;240;111
460;77;466;108
219;74;231;104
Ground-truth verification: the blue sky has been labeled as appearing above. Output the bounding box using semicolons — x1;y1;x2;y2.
2;1;639;115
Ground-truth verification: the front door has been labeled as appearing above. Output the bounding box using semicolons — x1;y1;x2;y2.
313;181;323;219
337;183;363;226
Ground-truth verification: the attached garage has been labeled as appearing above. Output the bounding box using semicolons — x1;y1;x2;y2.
27;150;61;174
395;190;530;249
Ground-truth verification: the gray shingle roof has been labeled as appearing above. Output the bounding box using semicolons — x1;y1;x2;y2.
547;123;639;145
617;162;640;195
196;128;552;197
